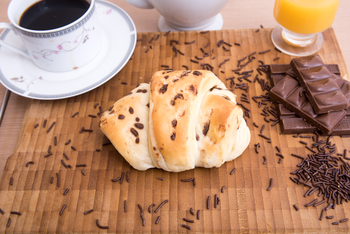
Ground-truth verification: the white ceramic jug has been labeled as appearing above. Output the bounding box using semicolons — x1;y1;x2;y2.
125;0;230;31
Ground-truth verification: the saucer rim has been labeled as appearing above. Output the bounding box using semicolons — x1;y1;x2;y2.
0;0;137;100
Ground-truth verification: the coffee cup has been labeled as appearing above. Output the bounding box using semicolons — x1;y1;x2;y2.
125;0;229;31
0;0;101;72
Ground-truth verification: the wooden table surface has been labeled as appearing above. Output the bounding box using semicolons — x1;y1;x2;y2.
0;0;350;192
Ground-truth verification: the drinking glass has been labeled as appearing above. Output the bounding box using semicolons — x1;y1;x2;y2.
271;0;340;56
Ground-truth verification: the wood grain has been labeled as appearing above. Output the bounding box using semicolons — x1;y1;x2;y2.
1;0;350;190
0;28;349;233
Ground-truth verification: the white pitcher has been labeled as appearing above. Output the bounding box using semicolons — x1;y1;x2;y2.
125;0;230;31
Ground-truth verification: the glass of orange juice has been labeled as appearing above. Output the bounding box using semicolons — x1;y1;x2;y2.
271;0;340;56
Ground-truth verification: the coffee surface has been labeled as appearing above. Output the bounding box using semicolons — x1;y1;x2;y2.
19;0;90;30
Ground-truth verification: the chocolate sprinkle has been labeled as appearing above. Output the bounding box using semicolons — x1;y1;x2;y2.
84;209;93;215
46;121;56;133
267;178;273;191
59;204;67;215
148;204;155;213
190;207;195;215
56;173;60;187
50;177;53;184
221;186;226;193
10;211;21;215
63;153;69;160
230;168;236;175
61;159;68;168
0;208;4;214
63;188;69;195
154;200;168;213
120;171;125;184
263;156;267;165
183;218;194;223
181;224;191;230
124;200;127;213
81;169;86;176
76;164;87;167
44;153;52;158
259;49;271;54
25;161;34;167
126;171;130;183
185;40;195;45
43;119;47;127
111;177;121;182
155;216;161;224
6;217;11;227
96;219;109;229
34;123;39;128
207;196;211;209
65;139;71;145
293;204;299;211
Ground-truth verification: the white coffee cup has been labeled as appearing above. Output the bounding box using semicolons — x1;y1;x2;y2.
0;0;101;72
126;0;229;32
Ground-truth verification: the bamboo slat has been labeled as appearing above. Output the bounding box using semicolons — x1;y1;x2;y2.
0;28;349;233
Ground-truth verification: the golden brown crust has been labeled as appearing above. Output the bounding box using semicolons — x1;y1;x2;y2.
100;71;250;172
99;83;155;171
196;92;243;167
149;70;229;172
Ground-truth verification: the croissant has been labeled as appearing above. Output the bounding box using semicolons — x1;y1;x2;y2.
100;70;250;172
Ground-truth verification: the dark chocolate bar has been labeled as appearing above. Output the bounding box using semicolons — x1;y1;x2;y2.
269;75;347;135
269;64;350;135
279;104;350;135
268;64;350;135
269;63;340;86
291;55;349;114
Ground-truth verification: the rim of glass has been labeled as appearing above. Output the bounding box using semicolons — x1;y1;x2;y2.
285;0;339;7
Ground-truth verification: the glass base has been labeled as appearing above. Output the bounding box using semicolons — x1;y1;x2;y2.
271;24;324;57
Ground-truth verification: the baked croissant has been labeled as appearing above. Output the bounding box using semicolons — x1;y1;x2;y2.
100;70;250;172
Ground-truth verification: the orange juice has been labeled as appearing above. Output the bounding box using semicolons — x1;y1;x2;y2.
274;0;340;34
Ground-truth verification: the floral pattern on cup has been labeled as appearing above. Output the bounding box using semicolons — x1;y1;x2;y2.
32;26;96;61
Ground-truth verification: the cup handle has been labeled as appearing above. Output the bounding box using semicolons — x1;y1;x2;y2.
0;22;30;59
125;0;154;9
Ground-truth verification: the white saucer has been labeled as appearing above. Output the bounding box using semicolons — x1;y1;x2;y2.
158;13;224;32
0;0;136;100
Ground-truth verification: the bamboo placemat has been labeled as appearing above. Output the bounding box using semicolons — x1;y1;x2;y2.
0;28;349;233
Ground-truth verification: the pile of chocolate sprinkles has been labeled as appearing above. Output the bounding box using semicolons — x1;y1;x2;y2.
289;135;350;221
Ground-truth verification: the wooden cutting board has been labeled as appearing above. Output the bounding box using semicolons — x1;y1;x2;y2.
0;28;349;233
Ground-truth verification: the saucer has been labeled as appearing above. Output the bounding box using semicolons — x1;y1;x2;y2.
0;0;136;100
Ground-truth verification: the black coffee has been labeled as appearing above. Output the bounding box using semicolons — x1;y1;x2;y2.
19;0;90;30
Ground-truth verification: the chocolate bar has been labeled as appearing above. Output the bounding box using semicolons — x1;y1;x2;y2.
269;63;340;86
278;103;317;134
268;63;350;135
269;74;347;135
291;55;349;114
278;104;350;135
